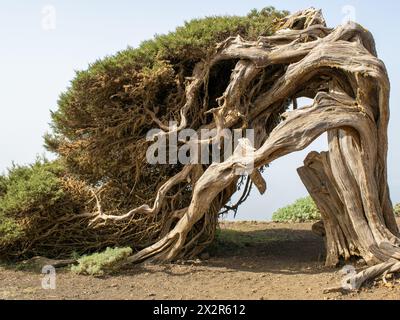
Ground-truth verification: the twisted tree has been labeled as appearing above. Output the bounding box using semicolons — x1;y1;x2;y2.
26;7;400;289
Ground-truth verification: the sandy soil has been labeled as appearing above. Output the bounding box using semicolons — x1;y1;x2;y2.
0;221;399;300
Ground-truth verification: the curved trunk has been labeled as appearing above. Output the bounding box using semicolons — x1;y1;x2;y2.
87;8;399;289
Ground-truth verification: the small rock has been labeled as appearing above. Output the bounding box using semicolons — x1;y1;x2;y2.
148;293;156;297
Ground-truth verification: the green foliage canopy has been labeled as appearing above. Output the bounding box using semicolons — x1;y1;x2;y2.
44;7;288;207
0;159;66;248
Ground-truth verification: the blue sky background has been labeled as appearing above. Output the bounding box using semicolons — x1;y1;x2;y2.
0;1;399;220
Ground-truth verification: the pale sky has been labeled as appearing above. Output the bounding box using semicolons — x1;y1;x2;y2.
0;1;399;220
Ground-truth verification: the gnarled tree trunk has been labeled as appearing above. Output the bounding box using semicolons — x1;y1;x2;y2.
88;8;399;289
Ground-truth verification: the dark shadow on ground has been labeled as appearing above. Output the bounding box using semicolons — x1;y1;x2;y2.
0;222;329;278
208;226;325;260
119;223;330;277
195;224;329;275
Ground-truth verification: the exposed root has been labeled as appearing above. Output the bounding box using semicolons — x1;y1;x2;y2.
324;259;400;293
123;9;399;290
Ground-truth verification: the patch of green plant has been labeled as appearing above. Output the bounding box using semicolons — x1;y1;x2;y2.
272;196;321;223
394;203;400;216
0;158;65;245
71;247;132;276
0;159;64;214
0;216;22;244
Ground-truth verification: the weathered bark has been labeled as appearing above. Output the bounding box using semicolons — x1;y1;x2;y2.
298;151;356;266
87;8;399;289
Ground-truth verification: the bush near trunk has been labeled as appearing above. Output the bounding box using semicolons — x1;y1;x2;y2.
272;196;321;223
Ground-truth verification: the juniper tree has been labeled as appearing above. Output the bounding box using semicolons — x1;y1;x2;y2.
1;7;399;289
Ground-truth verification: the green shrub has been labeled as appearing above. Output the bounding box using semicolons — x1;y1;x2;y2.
71;247;132;276
0;159;144;259
395;203;400;216
272;196;321;222
0;159;65;246
0;216;22;245
0;158;94;258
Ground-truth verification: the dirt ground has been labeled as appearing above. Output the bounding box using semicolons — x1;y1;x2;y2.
0;220;399;300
